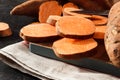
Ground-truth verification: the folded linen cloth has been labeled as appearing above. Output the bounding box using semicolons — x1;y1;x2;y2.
0;42;119;80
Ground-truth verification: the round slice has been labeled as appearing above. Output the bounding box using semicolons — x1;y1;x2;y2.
56;16;96;39
0;22;12;37
20;23;60;42
52;38;98;59
91;15;108;26
39;1;62;23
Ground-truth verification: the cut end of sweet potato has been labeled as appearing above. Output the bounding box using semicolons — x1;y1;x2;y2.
56;16;96;39
39;1;62;23
0;22;12;37
52;38;98;59
20;23;61;42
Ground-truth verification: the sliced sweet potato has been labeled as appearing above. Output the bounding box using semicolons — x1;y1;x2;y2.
10;0;48;17
39;1;62;23
46;15;61;26
56;16;95;39
0;22;12;37
62;2;79;11
93;25;107;40
52;38;98;59
91;15;108;26
63;8;92;18
20;23;60;42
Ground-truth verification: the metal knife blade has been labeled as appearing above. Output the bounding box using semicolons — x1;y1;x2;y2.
29;43;120;78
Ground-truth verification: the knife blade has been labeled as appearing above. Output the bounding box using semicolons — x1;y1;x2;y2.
29;43;120;78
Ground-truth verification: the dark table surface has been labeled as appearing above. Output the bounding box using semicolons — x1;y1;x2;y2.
0;0;40;80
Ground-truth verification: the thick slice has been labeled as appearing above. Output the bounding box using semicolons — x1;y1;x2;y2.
52;38;98;59
39;1;62;23
63;8;92;18
46;15;61;26
10;0;48;17
0;22;12;37
93;25;107;40
20;23;60;42
56;16;95;39
91;15;108;26
62;2;79;11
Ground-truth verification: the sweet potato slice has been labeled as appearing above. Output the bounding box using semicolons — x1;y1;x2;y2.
91;15;108;26
63;8;92;18
20;23;60;42
0;22;12;37
56;16;95;39
46;15;61;26
62;2;79;11
10;0;48;17
93;25;107;40
52;38;98;59
39;1;62;23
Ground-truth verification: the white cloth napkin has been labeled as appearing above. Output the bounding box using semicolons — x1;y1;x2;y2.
0;42;119;80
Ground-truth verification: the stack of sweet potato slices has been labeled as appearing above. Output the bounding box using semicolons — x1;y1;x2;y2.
16;0;108;60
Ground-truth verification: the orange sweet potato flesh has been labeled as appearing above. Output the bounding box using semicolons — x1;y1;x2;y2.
39;1;62;23
62;2;79;11
20;23;61;42
91;15;108;26
0;22;12;37
93;25;107;40
52;38;98;59
46;15;62;26
56;16;96;39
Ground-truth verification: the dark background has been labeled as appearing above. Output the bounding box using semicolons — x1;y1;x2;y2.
0;0;40;80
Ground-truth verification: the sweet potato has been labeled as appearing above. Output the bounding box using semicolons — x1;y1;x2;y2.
10;0;49;17
46;15;62;26
93;25;107;40
62;2;79;11
56;16;95;39
91;15;108;26
63;8;92;18
0;22;12;37
52;38;98;59
39;1;62;23
20;23;60;42
105;1;120;67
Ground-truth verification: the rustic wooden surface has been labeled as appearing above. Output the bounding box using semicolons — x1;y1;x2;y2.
0;0;40;80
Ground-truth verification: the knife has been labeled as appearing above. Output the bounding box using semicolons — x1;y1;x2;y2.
29;43;120;78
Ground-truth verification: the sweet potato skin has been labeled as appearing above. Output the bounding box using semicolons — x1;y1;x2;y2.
105;1;120;67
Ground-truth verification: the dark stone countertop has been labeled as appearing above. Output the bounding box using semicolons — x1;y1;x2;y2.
0;0;40;80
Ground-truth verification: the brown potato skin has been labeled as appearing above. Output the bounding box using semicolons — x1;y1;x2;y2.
105;1;120;68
